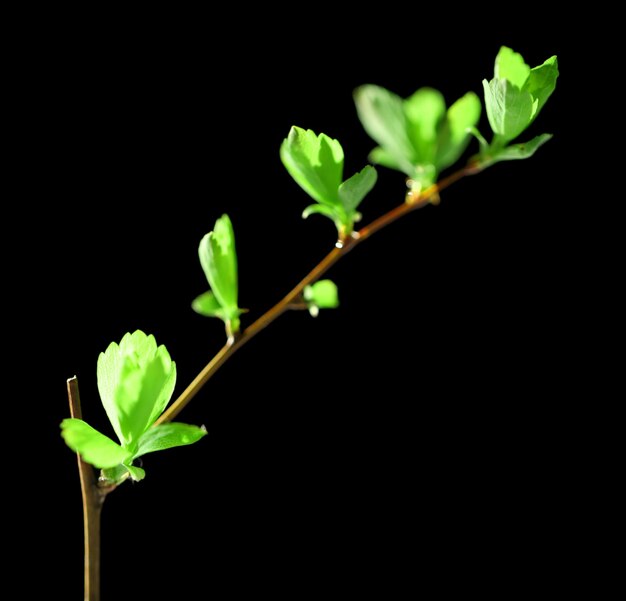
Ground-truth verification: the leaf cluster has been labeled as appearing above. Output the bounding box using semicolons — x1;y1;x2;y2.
62;331;206;483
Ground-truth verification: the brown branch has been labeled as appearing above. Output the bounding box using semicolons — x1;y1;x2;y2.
156;164;478;425
67;377;115;601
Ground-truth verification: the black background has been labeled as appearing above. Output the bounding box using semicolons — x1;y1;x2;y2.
21;10;575;599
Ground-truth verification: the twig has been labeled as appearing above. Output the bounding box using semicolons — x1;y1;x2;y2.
156;164;477;425
67;377;115;601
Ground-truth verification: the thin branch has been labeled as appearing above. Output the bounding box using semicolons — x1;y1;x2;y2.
357;164;480;243
67;377;115;601
156;164;477;425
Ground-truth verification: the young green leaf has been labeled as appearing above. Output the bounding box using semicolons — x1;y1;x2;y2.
280;126;344;206
135;423;207;457
302;204;338;221
61;418;131;468
304;279;339;317
477;47;558;167
355;84;480;191
125;464;146;482
62;331;206;481
101;464;131;485
436;92;482;170
199;215;238;310
404;87;446;163
97;331;176;447
354;85;417;176
368;146;404;171
338;165;377;214
494;47;558;121
480;134;553;167
192;291;225;319
524;55;558;118
197;214;243;335
281;127;377;236
495;46;531;88
483;78;535;142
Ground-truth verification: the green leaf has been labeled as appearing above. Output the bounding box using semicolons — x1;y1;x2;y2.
144;347;177;432
114;347;175;447
368;147;402;170
354;85;416;175
280;126;344;206
62;332;206;483
467;126;489;153
97;331;177;447
483;78;535;142
482;134;553;166
495;46;531;89
302;203;340;221
281;127;376;236
436;92;481;170
125;464;146;482
524;55;559;120
192;291;226;319
483;48;558;145
96;337;127;443
338;165;378;214
304;280;339;311
404;87;446;163
101;464;131;485
61;418;130;469
356;85;480;187
100;462;144;483
199;214;239;320
134;423;207;458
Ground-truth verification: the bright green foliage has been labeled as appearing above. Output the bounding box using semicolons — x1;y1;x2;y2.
486;133;553;163
354;85;480;193
134;423;207;457
193;214;244;337
192;291;224;320
61;419;131;468
479;47;558;166
303;279;339;317
61;331;206;483
60;46;558;492
97;330;176;447
280;127;377;237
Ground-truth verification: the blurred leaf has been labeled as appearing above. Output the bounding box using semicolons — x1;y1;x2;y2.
369;147;402;170
436;92;482;170
354;85;416;175
135;423;207;458
405;87;446;163
61;418;130;468
356;84;480;188
304;280;339;316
